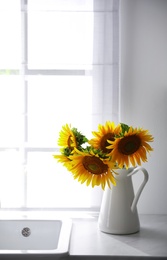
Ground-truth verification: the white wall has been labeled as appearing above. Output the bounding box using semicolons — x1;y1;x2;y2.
120;0;167;214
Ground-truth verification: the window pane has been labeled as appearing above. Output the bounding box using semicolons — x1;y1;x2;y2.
27;152;92;207
0;0;20;10
28;11;93;69
27;76;92;146
0;1;21;68
28;0;116;69
28;0;94;11
0;150;23;208
28;0;116;12
0;77;22;146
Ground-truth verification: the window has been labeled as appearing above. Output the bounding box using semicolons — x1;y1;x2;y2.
0;0;119;209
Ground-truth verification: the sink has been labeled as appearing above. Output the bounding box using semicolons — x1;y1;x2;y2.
0;218;72;258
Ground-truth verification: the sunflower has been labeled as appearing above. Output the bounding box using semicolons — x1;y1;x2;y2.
107;127;154;168
69;149;117;189
57;124;77;150
89;121;121;154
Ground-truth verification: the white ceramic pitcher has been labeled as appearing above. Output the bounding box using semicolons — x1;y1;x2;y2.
98;166;149;235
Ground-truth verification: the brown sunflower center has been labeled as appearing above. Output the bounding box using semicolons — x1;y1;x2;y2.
100;133;115;153
82;156;108;175
118;135;141;155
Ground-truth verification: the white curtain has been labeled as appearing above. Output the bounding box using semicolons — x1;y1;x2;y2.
92;0;120;128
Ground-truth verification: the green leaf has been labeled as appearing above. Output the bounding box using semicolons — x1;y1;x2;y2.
120;123;130;135
72;127;88;146
63;147;72;156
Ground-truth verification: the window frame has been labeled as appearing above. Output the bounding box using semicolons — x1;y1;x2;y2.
0;0;119;210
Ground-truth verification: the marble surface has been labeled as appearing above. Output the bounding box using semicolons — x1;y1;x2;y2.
70;214;167;257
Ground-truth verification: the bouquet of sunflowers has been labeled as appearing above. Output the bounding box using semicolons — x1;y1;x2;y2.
53;121;154;190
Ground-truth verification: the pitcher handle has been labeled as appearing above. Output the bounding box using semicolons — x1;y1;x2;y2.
128;166;149;213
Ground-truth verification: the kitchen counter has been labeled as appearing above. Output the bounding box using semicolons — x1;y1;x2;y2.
70;214;167;258
0;211;166;259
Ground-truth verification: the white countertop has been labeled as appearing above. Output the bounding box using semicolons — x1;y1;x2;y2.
70;214;167;257
0;211;166;258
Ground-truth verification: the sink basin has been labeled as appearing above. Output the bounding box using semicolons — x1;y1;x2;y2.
0;218;72;258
